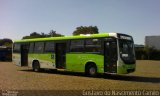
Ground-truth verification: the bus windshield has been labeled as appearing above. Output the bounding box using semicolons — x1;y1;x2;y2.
119;40;135;64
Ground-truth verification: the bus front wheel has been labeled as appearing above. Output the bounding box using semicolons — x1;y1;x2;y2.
86;64;97;77
33;61;41;72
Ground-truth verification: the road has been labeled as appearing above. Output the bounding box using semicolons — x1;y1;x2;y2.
0;60;160;95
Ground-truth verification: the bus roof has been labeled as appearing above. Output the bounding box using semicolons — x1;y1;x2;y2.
14;33;118;43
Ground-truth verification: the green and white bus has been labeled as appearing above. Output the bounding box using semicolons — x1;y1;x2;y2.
13;33;136;76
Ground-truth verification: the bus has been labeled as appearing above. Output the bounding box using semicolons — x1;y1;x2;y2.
13;33;136;76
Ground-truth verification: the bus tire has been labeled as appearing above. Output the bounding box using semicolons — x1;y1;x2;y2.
33;61;41;72
86;64;97;77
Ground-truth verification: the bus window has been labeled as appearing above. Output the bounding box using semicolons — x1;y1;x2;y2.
29;43;34;53
34;42;44;53
45;41;55;52
70;40;84;52
13;43;21;53
85;39;101;52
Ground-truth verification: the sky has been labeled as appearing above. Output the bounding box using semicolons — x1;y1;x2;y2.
0;0;160;44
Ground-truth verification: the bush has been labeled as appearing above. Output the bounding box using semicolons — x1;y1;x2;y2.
135;47;160;60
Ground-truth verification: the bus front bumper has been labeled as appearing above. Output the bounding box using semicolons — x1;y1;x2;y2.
117;64;136;74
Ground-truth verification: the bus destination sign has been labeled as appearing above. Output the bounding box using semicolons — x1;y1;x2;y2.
119;35;132;40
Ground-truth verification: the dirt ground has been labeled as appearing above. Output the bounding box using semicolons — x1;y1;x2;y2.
0;60;160;96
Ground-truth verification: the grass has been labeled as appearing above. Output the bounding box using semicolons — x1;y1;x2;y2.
0;60;159;96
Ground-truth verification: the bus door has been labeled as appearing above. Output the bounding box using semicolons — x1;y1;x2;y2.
55;43;66;69
21;44;29;66
104;38;117;73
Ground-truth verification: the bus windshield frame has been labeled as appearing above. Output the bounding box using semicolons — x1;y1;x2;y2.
118;34;135;64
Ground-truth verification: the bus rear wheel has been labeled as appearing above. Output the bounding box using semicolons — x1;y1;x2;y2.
86;64;97;77
33;61;41;72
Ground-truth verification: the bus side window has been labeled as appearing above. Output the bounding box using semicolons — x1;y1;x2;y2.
70;40;84;52
13;43;21;53
44;41;55;52
34;42;44;53
29;43;34;53
85;39;101;53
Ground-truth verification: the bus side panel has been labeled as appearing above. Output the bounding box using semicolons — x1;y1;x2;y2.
28;53;56;69
66;53;84;72
66;53;104;73
13;53;21;66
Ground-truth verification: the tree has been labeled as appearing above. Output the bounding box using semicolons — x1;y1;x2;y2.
23;32;43;39
48;30;63;37
22;30;64;39
0;38;12;48
73;26;99;35
49;30;56;37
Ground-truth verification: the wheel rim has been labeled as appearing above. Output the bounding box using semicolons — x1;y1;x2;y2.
33;62;39;72
89;67;96;75
34;68;38;72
